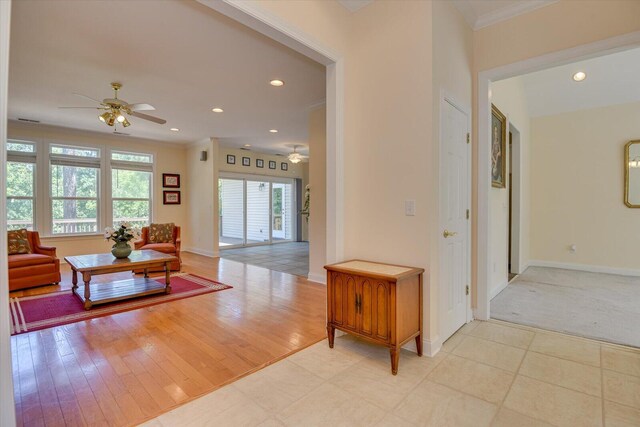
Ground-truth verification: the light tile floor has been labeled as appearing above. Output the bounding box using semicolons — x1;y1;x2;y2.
220;242;309;277
142;320;640;427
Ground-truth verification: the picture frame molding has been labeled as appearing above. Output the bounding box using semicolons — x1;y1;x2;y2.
162;173;180;188
491;103;507;189
163;190;181;205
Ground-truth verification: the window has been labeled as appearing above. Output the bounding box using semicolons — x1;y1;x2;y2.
6;140;36;230
111;151;153;228
50;144;100;234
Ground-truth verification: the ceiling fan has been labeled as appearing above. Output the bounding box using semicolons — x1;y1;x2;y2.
288;145;308;164
59;82;167;129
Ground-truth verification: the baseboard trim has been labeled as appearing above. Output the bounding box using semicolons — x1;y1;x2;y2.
528;260;640;277
490;280;509;300
423;335;442;357
307;272;326;284
183;247;219;258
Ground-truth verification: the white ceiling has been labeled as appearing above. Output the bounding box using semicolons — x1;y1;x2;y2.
8;0;325;155
509;47;640;118
452;0;557;30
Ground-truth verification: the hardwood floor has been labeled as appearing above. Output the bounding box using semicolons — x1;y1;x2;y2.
9;252;327;426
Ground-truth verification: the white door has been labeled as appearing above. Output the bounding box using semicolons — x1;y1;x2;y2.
440;98;470;341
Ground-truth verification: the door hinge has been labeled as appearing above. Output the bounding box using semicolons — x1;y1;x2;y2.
465;285;470;296
466;133;470;144
466;209;469;220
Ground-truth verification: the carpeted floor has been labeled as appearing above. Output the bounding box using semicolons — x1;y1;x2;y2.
491;266;640;348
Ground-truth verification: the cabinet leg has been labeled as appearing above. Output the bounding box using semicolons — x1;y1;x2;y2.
415;335;423;357
327;325;335;348
390;347;400;375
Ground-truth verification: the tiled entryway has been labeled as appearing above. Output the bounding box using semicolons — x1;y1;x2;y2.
220;242;309;277
143;320;640;426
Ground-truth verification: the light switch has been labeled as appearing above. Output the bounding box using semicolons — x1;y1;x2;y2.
405;200;416;216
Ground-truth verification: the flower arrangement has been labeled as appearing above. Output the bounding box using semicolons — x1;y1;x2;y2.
300;184;310;222
104;222;140;244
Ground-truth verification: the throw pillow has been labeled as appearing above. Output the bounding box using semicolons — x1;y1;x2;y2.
8;229;32;255
148;223;175;243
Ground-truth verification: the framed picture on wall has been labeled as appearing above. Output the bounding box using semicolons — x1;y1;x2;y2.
269;160;276;169
242;156;250;167
163;190;181;205
281;162;288;171
256;159;264;168
491;104;506;188
162;173;180;188
227;154;236;165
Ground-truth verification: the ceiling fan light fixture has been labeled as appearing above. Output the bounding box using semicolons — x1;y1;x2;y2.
106;114;117;126
99;112;111;123
121;117;131;128
288;152;303;164
117;114;126;123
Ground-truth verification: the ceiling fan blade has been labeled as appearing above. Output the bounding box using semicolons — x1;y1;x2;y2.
130;111;167;125
58;106;105;109
127;103;155;111
72;93;103;104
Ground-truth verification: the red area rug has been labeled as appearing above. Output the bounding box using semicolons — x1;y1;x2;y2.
9;273;232;335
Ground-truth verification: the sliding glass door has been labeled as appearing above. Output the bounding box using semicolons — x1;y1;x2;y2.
219;178;244;247
218;174;295;248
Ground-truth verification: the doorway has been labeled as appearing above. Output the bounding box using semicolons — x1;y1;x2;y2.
218;175;296;248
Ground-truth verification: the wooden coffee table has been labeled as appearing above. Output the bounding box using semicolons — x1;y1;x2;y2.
64;250;178;310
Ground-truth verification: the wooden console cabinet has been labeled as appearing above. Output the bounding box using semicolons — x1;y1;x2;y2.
325;260;424;375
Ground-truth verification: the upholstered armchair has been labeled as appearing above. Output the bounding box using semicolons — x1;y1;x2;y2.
8;230;61;291
133;224;181;272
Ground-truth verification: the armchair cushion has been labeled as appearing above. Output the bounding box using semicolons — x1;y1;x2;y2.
8;229;32;255
148;223;175;243
8;253;54;268
138;243;176;254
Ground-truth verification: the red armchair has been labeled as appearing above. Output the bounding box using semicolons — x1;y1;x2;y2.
133;225;181;272
8;231;61;291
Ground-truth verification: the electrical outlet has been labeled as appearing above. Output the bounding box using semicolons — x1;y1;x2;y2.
569;244;577;254
405;200;416;216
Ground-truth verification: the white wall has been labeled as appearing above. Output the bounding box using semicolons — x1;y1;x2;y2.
7;121;189;259
489;77;531;296
530;101;640;273
185;138;217;257
308;106;326;283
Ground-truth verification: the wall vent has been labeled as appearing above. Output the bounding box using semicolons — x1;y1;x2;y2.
17;118;40;123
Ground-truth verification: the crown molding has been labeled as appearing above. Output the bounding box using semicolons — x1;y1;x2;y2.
474;0;558;30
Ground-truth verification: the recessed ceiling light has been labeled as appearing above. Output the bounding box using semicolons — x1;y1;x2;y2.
212;108;224;113
269;129;278;133
572;71;586;82
170;128;179;132
244;144;251;147
270;79;285;87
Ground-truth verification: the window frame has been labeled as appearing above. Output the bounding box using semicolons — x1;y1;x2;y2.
48;143;102;236
109;149;154;228
6;140;37;231
5;138;156;238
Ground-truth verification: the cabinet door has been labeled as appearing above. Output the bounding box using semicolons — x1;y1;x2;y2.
358;278;390;342
343;274;359;331
373;280;390;341
329;272;345;327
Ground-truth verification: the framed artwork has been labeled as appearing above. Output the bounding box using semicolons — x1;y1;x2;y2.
256;159;264;168
163;190;181;205
268;160;276;170
226;154;236;165
281;162;288;171
491;104;506;188
242;156;250;167
162;173;180;188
